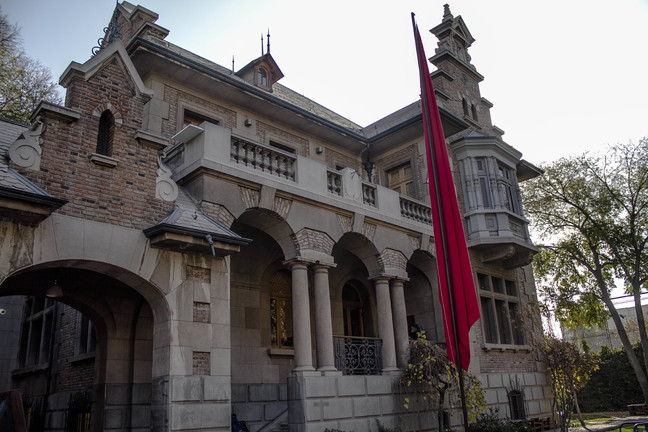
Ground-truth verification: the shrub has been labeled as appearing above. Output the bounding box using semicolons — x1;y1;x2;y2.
467;408;535;432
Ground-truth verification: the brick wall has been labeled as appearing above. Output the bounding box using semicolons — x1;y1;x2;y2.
14;59;173;229
55;305;94;393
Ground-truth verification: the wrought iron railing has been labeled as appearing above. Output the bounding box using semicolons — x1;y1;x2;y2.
231;136;296;180
333;335;382;375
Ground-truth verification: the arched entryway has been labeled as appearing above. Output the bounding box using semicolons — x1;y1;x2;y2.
0;260;169;432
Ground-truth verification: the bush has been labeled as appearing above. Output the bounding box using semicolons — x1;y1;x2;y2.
577;344;646;412
467;408;535;432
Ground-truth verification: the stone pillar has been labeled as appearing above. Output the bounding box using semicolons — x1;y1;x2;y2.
289;261;315;372
390;278;409;369
374;277;398;373
312;264;337;373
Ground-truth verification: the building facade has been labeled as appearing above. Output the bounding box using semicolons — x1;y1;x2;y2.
0;2;551;431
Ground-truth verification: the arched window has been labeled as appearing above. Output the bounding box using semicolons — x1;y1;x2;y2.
257;67;268;87
96;110;115;156
269;271;292;348
471;103;479;121
462;98;469;117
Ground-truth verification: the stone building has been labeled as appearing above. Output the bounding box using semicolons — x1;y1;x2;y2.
0;2;551;431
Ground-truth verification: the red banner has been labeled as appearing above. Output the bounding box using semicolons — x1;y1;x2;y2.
412;14;480;371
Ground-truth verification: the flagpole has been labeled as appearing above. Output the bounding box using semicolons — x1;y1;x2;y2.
411;13;470;431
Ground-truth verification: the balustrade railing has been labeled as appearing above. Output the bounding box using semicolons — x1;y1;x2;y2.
231;136;296;181
333;335;382;375
400;196;432;224
362;182;376;207
327;169;342;196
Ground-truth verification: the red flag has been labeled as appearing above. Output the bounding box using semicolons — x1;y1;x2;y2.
412;14;480;371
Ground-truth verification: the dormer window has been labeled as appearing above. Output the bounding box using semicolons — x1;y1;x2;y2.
257;67;268;87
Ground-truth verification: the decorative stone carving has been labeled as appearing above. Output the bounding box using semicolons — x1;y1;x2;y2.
155;151;178;202
9;116;46;170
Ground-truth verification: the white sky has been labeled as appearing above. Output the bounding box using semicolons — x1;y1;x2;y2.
2;0;648;166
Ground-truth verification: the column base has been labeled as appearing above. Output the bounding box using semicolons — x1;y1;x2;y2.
381;368;401;376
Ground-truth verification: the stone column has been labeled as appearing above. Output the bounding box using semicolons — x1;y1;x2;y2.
390;278;409;369
374;277;398;373
289;260;315;372
313;264;337;373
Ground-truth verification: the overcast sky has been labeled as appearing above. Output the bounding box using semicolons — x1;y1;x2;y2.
2;0;648;167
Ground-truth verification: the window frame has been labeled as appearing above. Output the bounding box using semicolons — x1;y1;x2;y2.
269;271;293;349
17;297;56;370
478;273;527;349
386;161;416;198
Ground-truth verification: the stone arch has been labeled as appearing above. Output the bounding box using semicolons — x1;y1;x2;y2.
0;259;171;431
406;249;444;342
333;232;381;278
234;208;298;260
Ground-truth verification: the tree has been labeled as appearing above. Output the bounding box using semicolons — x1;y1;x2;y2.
0;8;61;123
538;336;598;432
396;332;486;430
521;139;648;402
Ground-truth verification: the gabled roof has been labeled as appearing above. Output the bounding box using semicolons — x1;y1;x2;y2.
59;41;153;99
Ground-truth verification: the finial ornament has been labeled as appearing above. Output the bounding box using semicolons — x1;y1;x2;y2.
443;4;453;21
267;29;271;54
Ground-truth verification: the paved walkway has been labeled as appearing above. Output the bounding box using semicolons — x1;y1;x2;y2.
568;416;648;431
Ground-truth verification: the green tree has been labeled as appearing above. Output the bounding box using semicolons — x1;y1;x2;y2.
521;139;648;402
0;8;61;123
537;336;598;431
396;332;486;430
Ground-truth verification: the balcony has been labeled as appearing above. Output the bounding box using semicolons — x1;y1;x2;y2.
333;336;382;375
169;122;435;234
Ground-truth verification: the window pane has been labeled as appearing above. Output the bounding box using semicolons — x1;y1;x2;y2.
505;280;517;296
478;274;490;292
492;277;504;294
509;303;525;345
496;300;512;344
270;298;277;346
479;177;491;208
279;298;293;347
480;297;497;344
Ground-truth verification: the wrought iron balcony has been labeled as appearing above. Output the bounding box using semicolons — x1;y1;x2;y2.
333;336;382;375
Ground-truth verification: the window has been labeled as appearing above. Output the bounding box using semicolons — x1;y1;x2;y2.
476;157;493;208
270;271;293;348
76;312;96;356
478;273;524;346
387;162;415;198
269;140;295;154
257;67;268;87
498;163;521;214
471;104;478;121
183;109;219;127
18;297;56;368
508;390;526;420
462;98;469;117
96;110;115;156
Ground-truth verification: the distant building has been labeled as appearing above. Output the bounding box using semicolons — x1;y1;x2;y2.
0;2;551;431
563;304;648;352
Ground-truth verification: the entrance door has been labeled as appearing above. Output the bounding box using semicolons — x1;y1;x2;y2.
342;284;364;337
